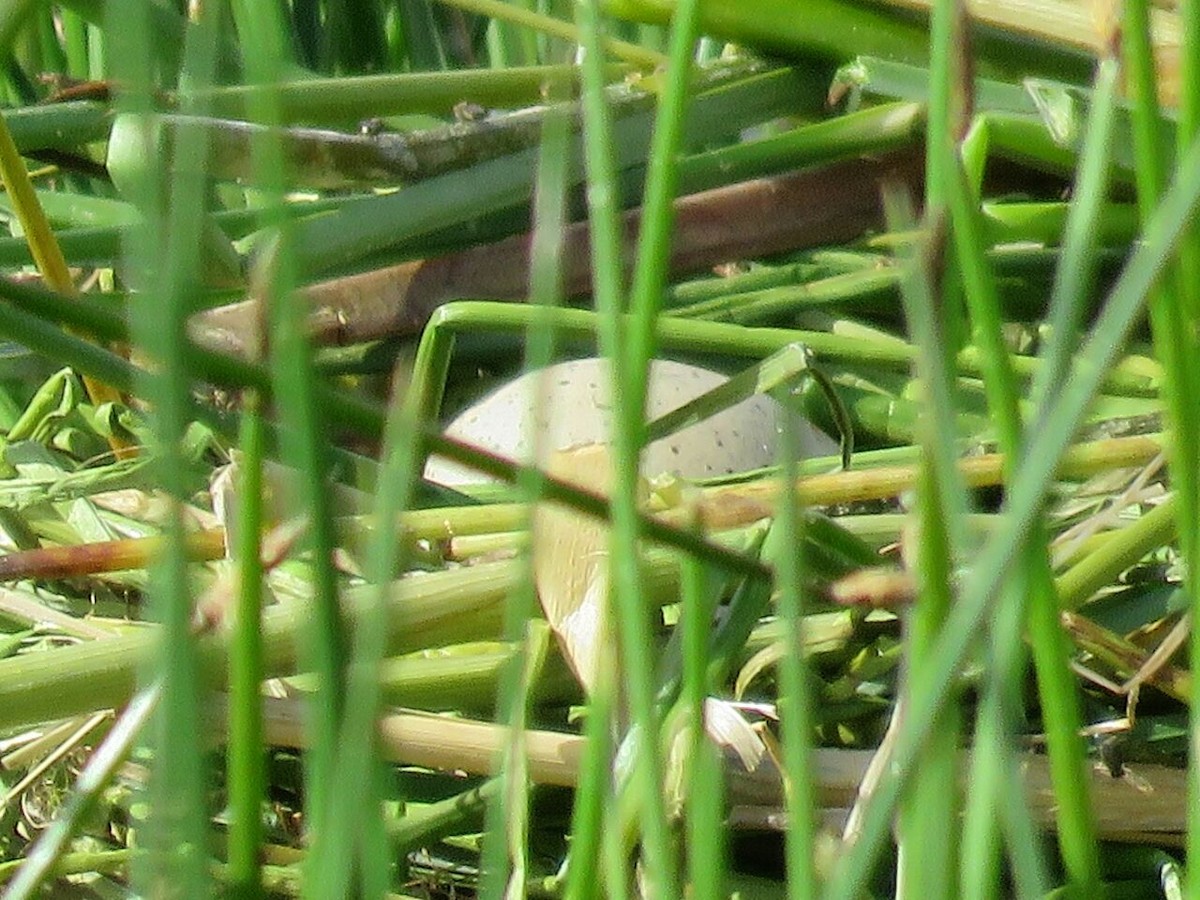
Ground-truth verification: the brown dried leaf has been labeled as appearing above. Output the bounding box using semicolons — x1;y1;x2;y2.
531;443;617;696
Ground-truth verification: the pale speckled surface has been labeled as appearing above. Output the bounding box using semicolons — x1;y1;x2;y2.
424;358;839;486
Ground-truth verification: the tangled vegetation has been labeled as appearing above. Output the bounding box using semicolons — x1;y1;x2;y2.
0;1;1195;897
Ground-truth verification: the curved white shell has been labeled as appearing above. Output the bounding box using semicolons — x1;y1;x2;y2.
424;357;839;486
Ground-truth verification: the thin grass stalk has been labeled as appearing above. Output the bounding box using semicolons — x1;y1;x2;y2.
354;765;391;899
889;212;964;899
60;8;88;78
226;1;291;82
994;60;1126;893
891;4;969;885
200;63;612;121
1179;0;1200;877
1176;0;1200;327
998;779;1051;898
958;569;1043;900
0;293;137;394
602;786;633;900
956;47;1109;896
771;417;817;898
484;2;539;68
1122;11;1200;891
104;1;222;893
565;2;643;895
946;133;1098;893
1028;57;1121;410
564;677;615;900
676;100;924;195
395;0;450;70
685;741;724;900
31;7;64;84
152;8;224;890
85;19;103;81
420;301;1163;399
389;776;497;854
72;3;204;893
1122;0;1200;465
226;397;266;899
949;140;1032;900
679;534;722;898
0;121;75;293
307;375;423;896
438;0;665;67
477;93;573;898
923;0;959;215
1122;0;1200;489
573;2;676;895
624;0;699;426
231;0;348;884
610;5;707;885
825;124;1200;900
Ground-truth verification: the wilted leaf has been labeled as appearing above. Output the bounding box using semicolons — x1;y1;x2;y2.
532;443;618;696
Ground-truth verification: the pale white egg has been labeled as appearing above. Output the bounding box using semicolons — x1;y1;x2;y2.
424;357;839;486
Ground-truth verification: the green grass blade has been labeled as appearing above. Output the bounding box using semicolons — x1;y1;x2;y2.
572;3;676;894
1179;0;1200;878
438;0;665;67
106;0;224;893
1029;57;1120;409
769;415;818;899
624;0;700;426
231;3;349;888
307;382;423;896
225;398;266;899
1120;2;1200;886
949;80;1101;899
886;186;964;900
892;7;972;881
478;91;573;898
201;64;614;123
605;0;1091;82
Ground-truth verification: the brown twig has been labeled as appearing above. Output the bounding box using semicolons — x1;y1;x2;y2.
191;150;924;358
0;528;227;582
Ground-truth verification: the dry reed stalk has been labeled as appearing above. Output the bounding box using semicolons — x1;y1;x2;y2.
248;695;1190;843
